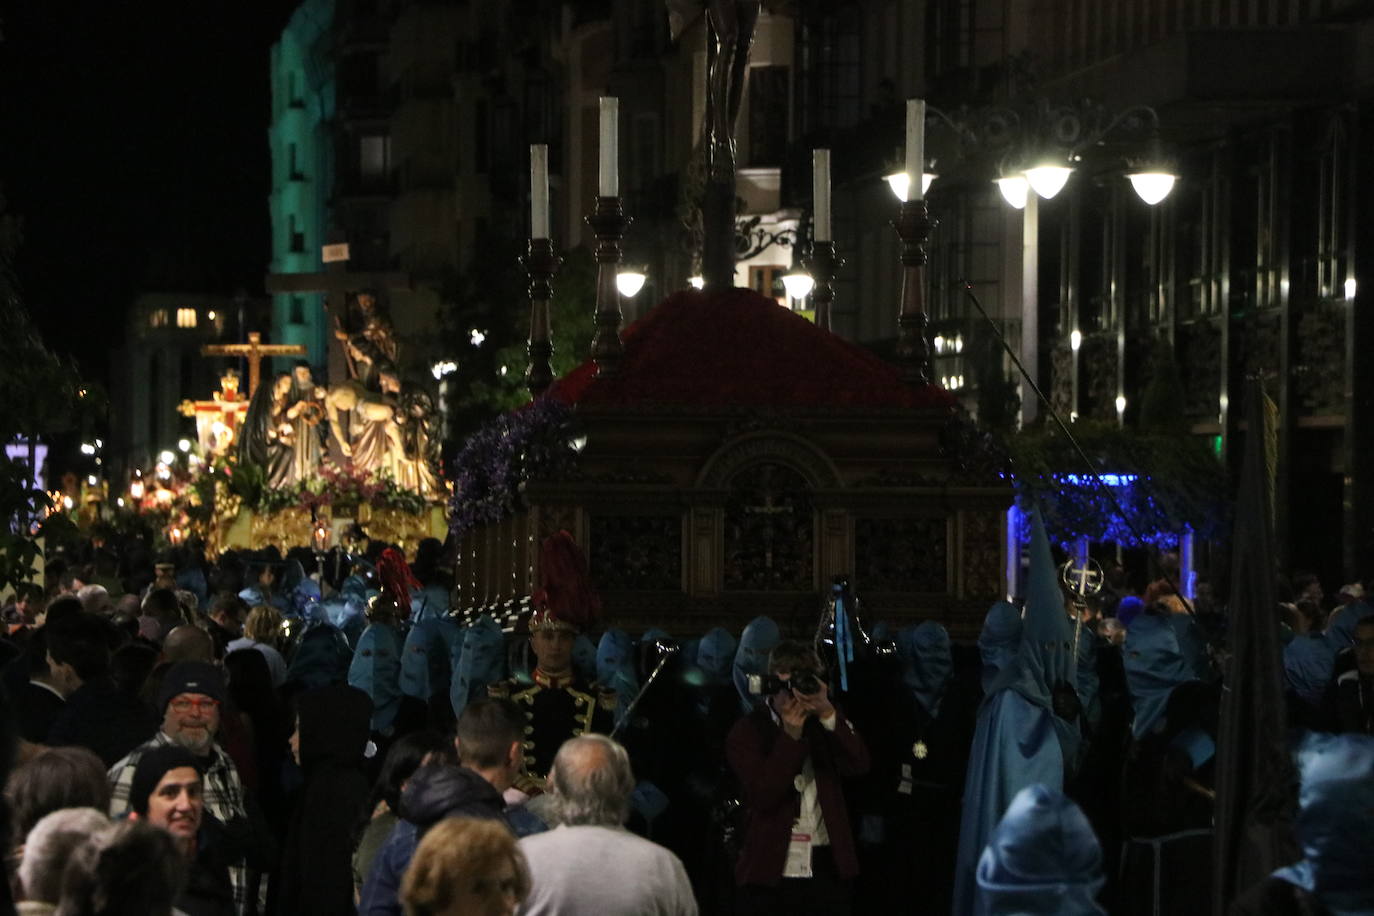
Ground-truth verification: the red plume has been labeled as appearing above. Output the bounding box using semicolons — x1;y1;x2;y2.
532;531;600;631
377;547;421;619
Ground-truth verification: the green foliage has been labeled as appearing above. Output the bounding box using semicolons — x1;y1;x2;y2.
1007;418;1229;547
1139;337;1189;435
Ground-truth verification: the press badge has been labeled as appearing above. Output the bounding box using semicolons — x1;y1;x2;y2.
784;832;813;878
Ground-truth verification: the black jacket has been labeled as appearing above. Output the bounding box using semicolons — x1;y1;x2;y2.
47;677;158;766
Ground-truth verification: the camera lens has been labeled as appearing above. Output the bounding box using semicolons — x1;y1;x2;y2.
791;671;820;695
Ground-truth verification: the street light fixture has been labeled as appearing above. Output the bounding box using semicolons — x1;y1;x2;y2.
1126;171;1178;206
615;270;647;298
996;176;1030;210
883;170;938;202
781;268;815;302
687;276;705;290
1024;162;1074;200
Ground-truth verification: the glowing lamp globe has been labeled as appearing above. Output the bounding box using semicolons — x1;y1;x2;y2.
1127;171;1177;205
781;269;815;301
996;176;1030;210
1024;164;1074;200
883;171;938;202
687;276;705;290
616;271;647;298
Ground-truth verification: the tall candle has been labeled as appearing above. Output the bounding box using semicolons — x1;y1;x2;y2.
905;99;926;201
530;144;549;239
813;149;832;242
598;97;619;197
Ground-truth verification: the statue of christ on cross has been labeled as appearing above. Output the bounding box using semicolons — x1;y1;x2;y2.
202;331;307;397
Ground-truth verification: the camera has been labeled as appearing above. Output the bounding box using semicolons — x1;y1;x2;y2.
745;670;822;696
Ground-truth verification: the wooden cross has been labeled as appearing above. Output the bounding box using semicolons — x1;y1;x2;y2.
201;332;306;396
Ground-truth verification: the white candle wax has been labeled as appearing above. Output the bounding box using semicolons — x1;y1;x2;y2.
598;97;619;197
813;149;832;242
530;144;549;239
906;99;926;201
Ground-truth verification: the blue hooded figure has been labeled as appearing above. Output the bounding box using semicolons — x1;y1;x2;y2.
571;634;598;684
1284;632;1337;709
978;602;1022;694
1267;732;1374;915
286;623;353;690
410;583;450;623
1123;611;1208;739
975;784;1106;915
732;616;781;714
597;629;639;720
1325;599;1374;652
348;619;404;733
896;621;954;718
954;508;1077;916
399;617;449;702
695;626;737;687
1076;624;1102;732
450;616;505;719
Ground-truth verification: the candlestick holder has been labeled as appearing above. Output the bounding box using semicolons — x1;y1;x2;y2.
586;196;631;377
804;241;843;332
521;238;562;397
892;198;937;385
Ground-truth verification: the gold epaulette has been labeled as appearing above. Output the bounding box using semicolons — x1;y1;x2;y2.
594;681;618;712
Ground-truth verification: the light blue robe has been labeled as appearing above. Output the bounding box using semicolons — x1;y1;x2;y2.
348;621;403;733
975;784;1106;915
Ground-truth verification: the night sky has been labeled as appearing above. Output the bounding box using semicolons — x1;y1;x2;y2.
0;1;296;381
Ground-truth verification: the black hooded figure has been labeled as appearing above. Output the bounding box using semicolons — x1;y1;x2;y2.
272;684;374;915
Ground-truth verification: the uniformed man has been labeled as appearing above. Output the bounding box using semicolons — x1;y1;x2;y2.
489;532;615;795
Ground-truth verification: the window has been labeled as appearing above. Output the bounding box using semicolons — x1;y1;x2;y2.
176;308;198;329
288;71;304;109
747;66;789;166
289;215;305;254
289;143;303;180
360;135;390;178
289;296;305;325
750;265;787;307
148;309;169;329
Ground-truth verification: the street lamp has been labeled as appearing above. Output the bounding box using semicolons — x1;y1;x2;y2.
883;170;938;202
615;270;647;298
687;276;705;290
1126;171;1177;206
995;176;1030;210
1024;161;1074;200
781;267;815;303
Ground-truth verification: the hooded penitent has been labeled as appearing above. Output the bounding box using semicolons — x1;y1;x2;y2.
287;624;353;690
1270;732;1374;915
596;629;639;718
732;616;781;714
953;508;1076;916
896;622;954;718
695;626;737;687
400;618;449;702
450;616;505;719
1123;611;1208;739
974;784;1106;916
1283;633;1336;709
977;602;1021;694
348;620;403;733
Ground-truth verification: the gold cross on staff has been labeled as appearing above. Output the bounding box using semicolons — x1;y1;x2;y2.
201;332;307;396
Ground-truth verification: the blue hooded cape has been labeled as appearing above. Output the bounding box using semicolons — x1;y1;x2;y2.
1123;612;1208;739
399;618;451;701
1272;732;1374;915
348;620;403;732
732;616;780;714
596;629;639;720
450;616;505;719
896;621;954;718
286;623;353;690
694;626;737;687
953;508;1074;916
571;634;597;683
978;602;1021;694
975;784;1106;915
1283;633;1336;708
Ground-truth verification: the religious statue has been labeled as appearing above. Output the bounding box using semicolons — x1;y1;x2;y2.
239;373;293;487
394;384;441;496
334;290;400;388
282;361;328;483
667;0;762;179
327;360;405;477
179;368;249;457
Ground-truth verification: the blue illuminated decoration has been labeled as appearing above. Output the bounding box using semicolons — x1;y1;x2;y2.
1058;473;1138;488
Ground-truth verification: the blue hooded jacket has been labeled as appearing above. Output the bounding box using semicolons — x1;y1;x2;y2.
1123;612;1208;739
954;509;1074;916
1272;732;1374;915
449;616;505;719
896;622;954;718
732;616;780;714
348;621;404;733
975;784;1106;915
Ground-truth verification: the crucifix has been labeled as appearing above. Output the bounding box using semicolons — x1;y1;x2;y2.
202;332;306;397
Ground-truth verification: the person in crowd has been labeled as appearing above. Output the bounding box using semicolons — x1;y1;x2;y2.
11;629;65;744
55;820;186;916
359;699;543;916
1231;732;1374;915
107;660;257;912
953;511;1080;916
15;807;110;916
399;817;530;916
489;533;614;798
350;552;412;737
974;783;1106;915
205;594;248;660
228;606;287;688
75;585;113;617
1283;600;1337;730
45;612;158;766
127;745;237;916
731;616;780;715
1101;617;1126;647
595;629;639;724
1329;615;1374;736
143;587;192;644
272;684;373;914
5;746;111;846
451;616;504;721
284;622;352;692
1326;582;1374;655
518;734;697;915
726;639;869;915
223;647;288;818
354;731;451;900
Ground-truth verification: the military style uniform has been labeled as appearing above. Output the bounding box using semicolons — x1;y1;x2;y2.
490;669;616;794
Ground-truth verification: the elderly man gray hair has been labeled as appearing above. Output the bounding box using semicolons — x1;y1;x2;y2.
518;735;698;915
18;807;111;909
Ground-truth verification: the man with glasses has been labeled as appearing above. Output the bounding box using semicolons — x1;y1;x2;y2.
108;660;255;912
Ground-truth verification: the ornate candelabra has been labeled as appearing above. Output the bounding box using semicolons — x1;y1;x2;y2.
586;196;631;377
521;238;561;397
893;198;936;385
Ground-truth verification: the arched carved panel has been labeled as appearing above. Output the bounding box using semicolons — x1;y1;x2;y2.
723;462;815;591
696;431;842;491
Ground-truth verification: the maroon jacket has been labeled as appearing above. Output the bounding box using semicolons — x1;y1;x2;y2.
725;703;870;886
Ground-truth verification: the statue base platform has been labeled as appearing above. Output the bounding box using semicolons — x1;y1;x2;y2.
215;504;447;557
